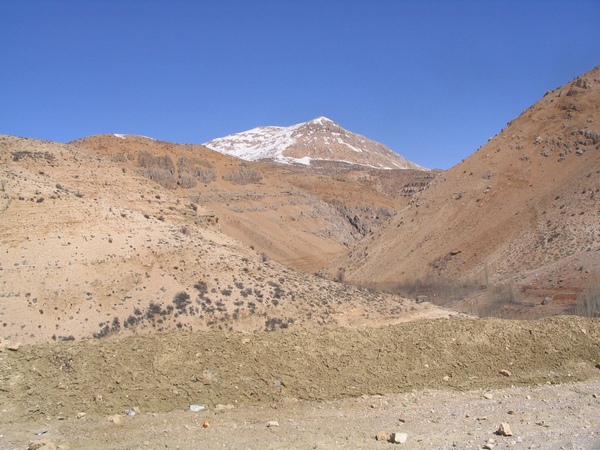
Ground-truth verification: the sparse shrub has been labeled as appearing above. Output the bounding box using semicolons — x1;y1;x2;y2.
111;317;121;333
93;323;110;339
334;267;346;283
11;151;55;162
194;281;208;297
573;277;600;317
223;169;263;185
173;292;191;313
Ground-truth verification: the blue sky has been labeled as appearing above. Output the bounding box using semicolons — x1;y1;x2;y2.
1;1;599;170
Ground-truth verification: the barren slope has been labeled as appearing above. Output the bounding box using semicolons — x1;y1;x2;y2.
333;66;600;314
0;135;446;344
67;134;432;274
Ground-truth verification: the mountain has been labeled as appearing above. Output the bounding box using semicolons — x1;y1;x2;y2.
204;116;425;170
330;66;600;317
0;133;444;344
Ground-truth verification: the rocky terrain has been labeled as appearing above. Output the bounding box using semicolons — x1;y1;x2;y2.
0;134;447;345
2;316;600;449
333;66;600;317
1;67;600;450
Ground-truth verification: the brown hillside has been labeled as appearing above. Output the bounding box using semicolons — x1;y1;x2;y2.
0;135;447;344
67;134;433;273
334;66;600;315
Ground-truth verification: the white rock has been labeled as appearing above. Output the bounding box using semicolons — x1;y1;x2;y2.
497;422;513;436
267;420;279;427
107;414;121;425
391;432;408;444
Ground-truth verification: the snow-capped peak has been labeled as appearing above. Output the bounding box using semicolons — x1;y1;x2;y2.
203;118;426;170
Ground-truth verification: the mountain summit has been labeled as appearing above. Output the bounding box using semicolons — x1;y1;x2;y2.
204;116;425;170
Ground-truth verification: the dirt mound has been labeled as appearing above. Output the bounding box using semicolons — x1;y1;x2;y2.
2;316;599;423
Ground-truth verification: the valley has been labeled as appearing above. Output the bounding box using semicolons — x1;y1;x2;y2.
0;66;599;449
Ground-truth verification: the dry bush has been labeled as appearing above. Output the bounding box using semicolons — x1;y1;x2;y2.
139;168;177;189
137;151;177;189
334;267;346;283
193;169;216;184
573;276;600;317
378;274;483;307
177;174;197;189
176;157;216;187
223;169;263;185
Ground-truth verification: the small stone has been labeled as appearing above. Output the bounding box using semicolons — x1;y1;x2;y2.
107;414;121;424
267;420;279;427
443;376;450;382
76;412;86;419
214;403;234;411
202;421;210;428
483;393;494;400
595;363;600;370
7;342;21;351
189;404;206;412
507;410;516;415
499;369;512;377
375;431;389;441
391;432;408;444
496;422;513;436
398;417;410;423
483;444;494;450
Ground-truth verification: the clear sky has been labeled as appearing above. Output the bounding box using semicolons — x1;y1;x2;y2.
1;0;599;170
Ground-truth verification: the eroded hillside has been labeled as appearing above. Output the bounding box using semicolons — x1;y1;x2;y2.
333;66;600;316
0;135;446;344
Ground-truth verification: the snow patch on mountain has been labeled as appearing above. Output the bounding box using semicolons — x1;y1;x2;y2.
204;116;426;170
